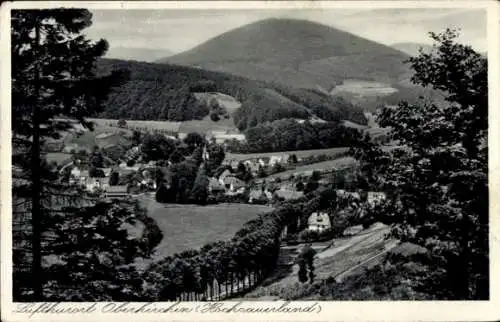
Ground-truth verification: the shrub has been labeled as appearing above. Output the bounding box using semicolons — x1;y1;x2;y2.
118;119;127;128
210;112;220;122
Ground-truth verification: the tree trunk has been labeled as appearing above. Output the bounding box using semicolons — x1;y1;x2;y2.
31;18;43;301
458;213;471;299
230;272;234;295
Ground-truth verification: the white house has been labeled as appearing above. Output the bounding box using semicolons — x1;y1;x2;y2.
269;155;282;166
85;177;109;193
307;212;331;232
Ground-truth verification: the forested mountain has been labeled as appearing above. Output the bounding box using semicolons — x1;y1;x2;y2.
160;18;413;89
95;58;367;126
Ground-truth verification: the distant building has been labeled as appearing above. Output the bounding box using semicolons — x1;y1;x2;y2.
104;185;129;199
222;176;245;192
336;189;361;200
307;212;331;232
248;188;272;203
208;177;225;193
85;177;109;193
269;155;282;166
218;169;233;185
243;160;260;174
367;192;386;206
102;168;113;178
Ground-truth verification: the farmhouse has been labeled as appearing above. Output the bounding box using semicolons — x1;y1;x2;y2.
86;178;109;193
243;160;260;174
208;177;225;193
248;188;273;203
307;212;331;232
218;169;233;185
222;176;245;193
104;185;129;199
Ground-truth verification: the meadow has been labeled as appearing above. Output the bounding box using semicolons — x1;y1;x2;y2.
138;196;273;261
266;156;358;179
331;79;399;97
225;147;350;162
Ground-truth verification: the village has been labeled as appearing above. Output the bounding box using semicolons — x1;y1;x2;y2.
49;118;388;245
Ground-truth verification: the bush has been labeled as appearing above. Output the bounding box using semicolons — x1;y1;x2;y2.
298;229;319;243
127;159;136;167
210;112;220;122
89;167;105;178
298;228;337;243
118;119;127;128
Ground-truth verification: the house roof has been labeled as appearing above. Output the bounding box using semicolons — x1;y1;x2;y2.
307;212;331;226
248;189;265;199
336;189;360;199
368;191;386;198
223;176;245;187
209;177;225;190
106;185;128;193
219;169;232;180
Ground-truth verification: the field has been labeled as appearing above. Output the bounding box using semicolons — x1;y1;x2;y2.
45;152;72;165
138;196;273;261
178;117;240;134
89;117;242;136
331;79;398;97
88;118;182;132
266;156;358;179
225;147;350;162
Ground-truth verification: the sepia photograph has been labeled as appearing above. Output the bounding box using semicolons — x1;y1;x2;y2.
1;0;498;320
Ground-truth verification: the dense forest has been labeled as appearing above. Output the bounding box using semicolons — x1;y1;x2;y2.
242;119;363;153
95;59;368;127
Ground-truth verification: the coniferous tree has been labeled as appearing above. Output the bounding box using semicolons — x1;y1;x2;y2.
190;166;209;204
352;29;488;300
11;9;129;300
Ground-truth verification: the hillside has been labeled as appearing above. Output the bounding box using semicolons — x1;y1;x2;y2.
105;46;175;62
95;58;367;128
160;18;413;89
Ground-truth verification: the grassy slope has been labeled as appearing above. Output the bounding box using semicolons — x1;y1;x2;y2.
242;224;392;300
225;147;350;162
162;18;412;89
265;157;358;179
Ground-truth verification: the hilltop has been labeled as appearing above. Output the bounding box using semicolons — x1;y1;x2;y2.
95;58;367;128
160;18;413;89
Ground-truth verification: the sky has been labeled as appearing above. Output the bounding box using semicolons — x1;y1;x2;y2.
84;8;487;60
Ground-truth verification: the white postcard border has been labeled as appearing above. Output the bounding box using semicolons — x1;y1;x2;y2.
1;1;499;322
